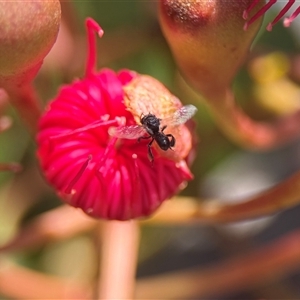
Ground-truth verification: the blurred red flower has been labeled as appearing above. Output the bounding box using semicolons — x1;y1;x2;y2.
36;18;195;220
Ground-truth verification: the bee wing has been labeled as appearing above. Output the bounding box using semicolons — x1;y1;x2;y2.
108;125;147;139
162;104;197;127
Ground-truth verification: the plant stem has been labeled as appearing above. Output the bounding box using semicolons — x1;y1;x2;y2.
0;63;43;134
207;88;300;150
7;82;42;134
136;228;300;299
145;170;300;224
98;220;139;299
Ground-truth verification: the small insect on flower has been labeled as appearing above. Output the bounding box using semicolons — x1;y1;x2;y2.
36;18;197;220
109;105;197;162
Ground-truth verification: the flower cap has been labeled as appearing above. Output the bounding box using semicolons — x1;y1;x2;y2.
37;18;196;220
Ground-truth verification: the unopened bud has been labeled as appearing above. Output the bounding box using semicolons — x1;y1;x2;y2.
159;0;264;98
0;1;61;87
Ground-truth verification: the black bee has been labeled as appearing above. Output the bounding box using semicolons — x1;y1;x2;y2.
109;104;197;162
137;113;175;161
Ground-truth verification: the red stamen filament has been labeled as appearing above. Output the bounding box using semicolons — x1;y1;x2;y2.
284;5;300;27
64;155;92;194
132;154;140;182
97;137;118;177
50;119;118;141
131;153;141;201
267;0;295;31
243;0;260;19
244;0;277;30
85;18;104;77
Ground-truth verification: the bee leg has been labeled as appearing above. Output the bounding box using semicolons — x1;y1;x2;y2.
166;134;176;148
161;125;167;132
147;138;155;162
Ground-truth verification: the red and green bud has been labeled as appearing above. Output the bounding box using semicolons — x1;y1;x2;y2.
159;0;264;99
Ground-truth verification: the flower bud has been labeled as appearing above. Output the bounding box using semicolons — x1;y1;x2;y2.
0;1;61;87
159;0;264;98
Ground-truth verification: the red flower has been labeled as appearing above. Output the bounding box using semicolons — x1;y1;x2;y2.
36;18;195;220
244;0;300;31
